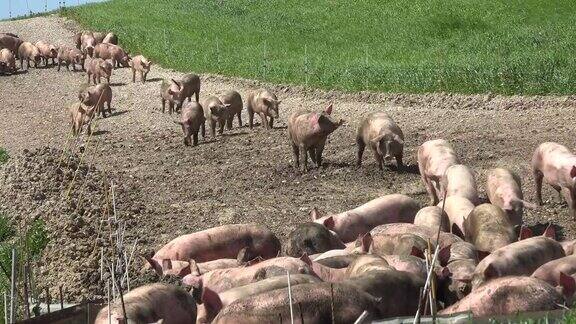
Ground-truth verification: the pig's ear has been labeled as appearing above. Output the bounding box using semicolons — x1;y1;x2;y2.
324;104;333;115
519;225;533;240
477;250;490;261
323;216;335;230
183;273;203;289
559;272;576;298
299;253;312;265
393;134;404;146
410;246;425;259
451;223;464;238
161;259;172;271
543;224;557;240
167;89;175;95
173;120;184;126
202;286;223;317
309;207;321;220
236;247;255;263
360;233;372;253
261;98;271;106
439;266;451;280
78;105;86;114
571;166;576;179
148;60;152;65
483;264;498;280
370;134;386;147
142;254;163;276
189;259;200;276
438;244;452;266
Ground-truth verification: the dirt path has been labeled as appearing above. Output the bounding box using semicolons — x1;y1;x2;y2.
2;16;576;299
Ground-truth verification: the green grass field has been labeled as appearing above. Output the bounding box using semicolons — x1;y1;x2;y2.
63;0;576;95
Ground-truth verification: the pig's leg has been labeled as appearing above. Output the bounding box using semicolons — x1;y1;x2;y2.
260;113;269;130
373;151;383;170
237;112;242;127
292;143;300;169
356;136;365;167
269;117;274;129
201;122;206;139
169;102;174;115
218;119;225;135
193;132;199;146
132;69;136;83
533;169;544;205
248;107;254;129
107;99;112;114
552;184;564;203
87;73;91;84
308;148;317;165
395;152;404;170
161;99;166;113
316;145;325;168
140;71;144;83
226;117;233;131
57;61;61;72
210;119;217;138
301;145;309;172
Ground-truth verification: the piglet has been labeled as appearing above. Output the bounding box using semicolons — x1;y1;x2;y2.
532;255;576;287
247;88;281;130
94;283;197;324
532;142;576;218
487;167;535;227
68;102;95;136
85;57;112;84
57;47;84;72
175;101;206;146
312;194;419;243
444;164;478;204
128;54;152;83
417;139;459;205
146;223;281;274
439;196;474;238
203;96;231;138
289;104;344;171
94;43;130;68
413;206;449;232
180;73;201;103
80;32;96;57
219;90;243;130
464;203;516;257
160;78;183;114
103;32;118;44
34;41;57;66
440;276;566;316
17;42;41;70
472;233;565;289
0;34;22;54
356;112;404;170
212;282;382;324
78;83;112;118
0;49;16;74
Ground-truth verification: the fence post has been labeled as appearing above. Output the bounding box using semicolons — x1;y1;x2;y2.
9;249;17;324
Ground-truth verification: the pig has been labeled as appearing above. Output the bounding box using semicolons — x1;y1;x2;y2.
160;78;183;114
0;34;22;54
413;206;449;232
0;48;16;74
311;193;420;243
68;102;96;136
94;283;197;324
444;164;479;204
370;223;463;250
246;88;281;130
34;41;57;66
439;196;475;238
561;240;576;255
439;276;565;316
183;256;315;293
128;54;152;83
80;32;96;57
0;61;5;74
285;222;346;257
345;270;425;317
438;241;478;266
203;96;231;138
78;83;113;118
56;47;84;72
532;142;576;218
154;258;240;277
472;235;565;289
212;282;382;324
175;101;206;146
382;255;428;279
93;31;106;44
288;104;344;171
180;73;201;103
103;32;118;44
314;253;360;268
345;254;393;278
17;42;41;70
464;203;516;256
85;58;112;84
438;259;476;305
197;274;321;324
487;167;536;226
369;232;429;258
356;112;404;170
219;90;243;130
532;255;576;287
145;224;281;274
94;43;131;68
417;139;459;205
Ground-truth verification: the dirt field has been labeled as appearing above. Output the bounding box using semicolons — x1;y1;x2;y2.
2;16;576;300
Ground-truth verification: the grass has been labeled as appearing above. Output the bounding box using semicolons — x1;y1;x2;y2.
62;0;576;95
0;148;8;164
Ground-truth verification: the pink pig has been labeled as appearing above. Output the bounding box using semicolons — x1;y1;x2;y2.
417;139;459;205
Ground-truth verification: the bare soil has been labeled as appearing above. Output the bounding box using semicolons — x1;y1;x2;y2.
1;16;576;302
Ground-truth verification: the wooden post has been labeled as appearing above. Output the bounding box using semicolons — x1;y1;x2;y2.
59;286;64;310
46;287;51;313
4;291;8;324
9;249;17;323
23;264;30;319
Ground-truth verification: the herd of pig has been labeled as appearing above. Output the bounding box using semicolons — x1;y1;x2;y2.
93;139;576;323
4;29;576;323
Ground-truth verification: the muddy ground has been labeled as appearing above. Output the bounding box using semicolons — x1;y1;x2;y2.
1;16;576;301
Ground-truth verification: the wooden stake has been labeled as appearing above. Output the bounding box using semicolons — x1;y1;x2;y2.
9;249;17;323
4;291;8;324
46;287;50;313
59;286;64;310
107;280;111;324
22;264;30;319
286;271;294;324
